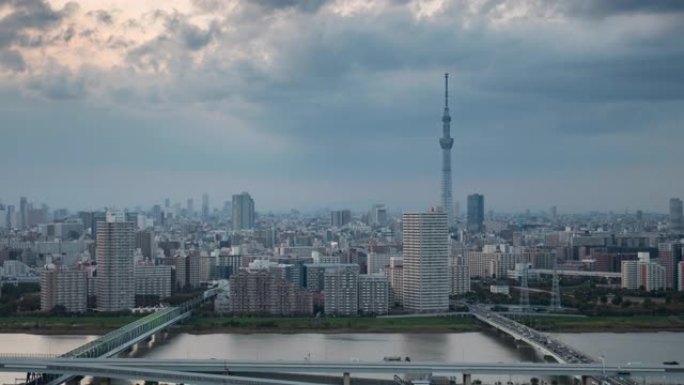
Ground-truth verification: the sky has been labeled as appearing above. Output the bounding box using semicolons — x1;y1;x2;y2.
0;0;683;214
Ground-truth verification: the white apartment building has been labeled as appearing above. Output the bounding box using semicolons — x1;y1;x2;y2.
402;211;449;312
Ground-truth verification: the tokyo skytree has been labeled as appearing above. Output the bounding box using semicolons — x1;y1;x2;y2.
439;73;454;228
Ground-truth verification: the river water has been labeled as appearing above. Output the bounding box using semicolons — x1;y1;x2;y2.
1;331;683;385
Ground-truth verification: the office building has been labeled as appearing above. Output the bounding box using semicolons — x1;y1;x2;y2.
323;264;360;316
95;211;135;311
671;198;683;232
19;197;28;229
369;204;388;227
41;269;87;313
201;193;210;220
330;209;351;227
187;198;194;216
232;192;255;230
0;203;7;230
402;211;449;312
358;274;389;315
135;229;155;260
467;194;485;233
173;250;201;290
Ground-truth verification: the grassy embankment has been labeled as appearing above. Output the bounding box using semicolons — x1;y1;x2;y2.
2;314;684;334
521;315;684;332
0;315;478;334
0;315;141;334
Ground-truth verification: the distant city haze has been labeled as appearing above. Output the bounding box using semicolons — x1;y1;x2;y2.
1;1;683;213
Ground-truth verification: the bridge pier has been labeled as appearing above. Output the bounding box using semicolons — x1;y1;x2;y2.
463;373;471;385
343;372;351;385
580;375;590;385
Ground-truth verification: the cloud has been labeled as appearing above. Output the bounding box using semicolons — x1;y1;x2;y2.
252;0;330;13
0;48;25;71
86;9;113;25
0;0;683;211
0;0;77;47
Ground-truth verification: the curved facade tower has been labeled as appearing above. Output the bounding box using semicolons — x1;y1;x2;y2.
439;73;454;228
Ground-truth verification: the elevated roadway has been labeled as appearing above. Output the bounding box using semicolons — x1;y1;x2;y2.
0;358;683;380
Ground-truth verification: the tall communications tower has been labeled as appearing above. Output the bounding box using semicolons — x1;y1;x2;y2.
440;73;454;227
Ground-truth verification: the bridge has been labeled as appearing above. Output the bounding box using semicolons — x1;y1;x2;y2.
469;305;650;385
28;287;220;385
470;304;594;364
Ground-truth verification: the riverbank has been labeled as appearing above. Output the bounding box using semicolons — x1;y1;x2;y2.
1;314;683;335
523;315;684;333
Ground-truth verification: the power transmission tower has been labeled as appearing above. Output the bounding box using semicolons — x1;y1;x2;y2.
550;263;561;311
519;265;530;312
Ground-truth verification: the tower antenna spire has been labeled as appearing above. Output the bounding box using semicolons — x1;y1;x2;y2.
444;73;449;108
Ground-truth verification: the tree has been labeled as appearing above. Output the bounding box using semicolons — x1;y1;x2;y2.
611;295;623;306
599;295;608;304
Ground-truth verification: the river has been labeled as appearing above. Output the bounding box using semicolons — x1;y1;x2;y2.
1;331;683;385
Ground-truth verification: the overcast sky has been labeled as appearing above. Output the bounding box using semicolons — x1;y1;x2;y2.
1;0;683;214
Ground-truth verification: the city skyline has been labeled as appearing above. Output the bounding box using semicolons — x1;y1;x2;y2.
1;1;684;212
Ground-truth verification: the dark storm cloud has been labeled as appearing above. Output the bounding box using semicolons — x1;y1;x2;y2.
87;10;114;25
0;0;76;54
2;0;684;211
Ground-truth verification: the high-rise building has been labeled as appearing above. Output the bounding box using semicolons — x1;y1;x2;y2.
323;264;360;316
550;206;558;221
19;196;28;229
6;205;15;229
134;264;172;302
621;252;666;291
330;209;351;227
172;251;201;290
369;204;388;227
439;74;454;228
95;211;135;311
402;211;449;312
367;251;391;274
0;203;7;230
678;261;684;291
187;198;194;216
450;263;470;295
386;257;404;307
201;193;210;220
135;229;155;260
670;198;683;232
467;194;485;233
40;269;87;313
358;274;389;315
232;192;255;230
